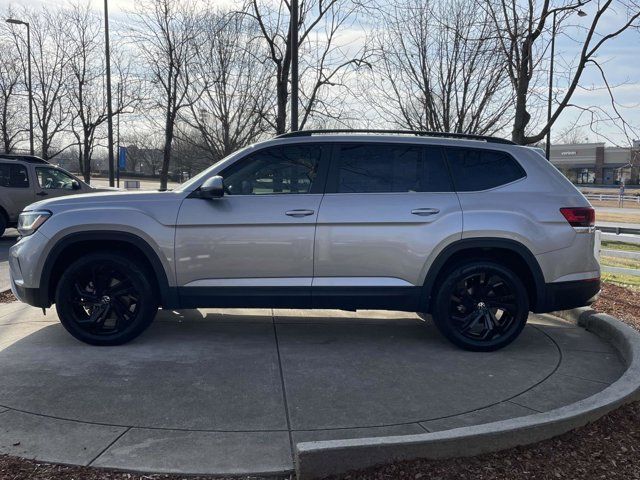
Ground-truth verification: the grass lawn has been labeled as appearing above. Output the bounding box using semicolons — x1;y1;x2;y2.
597;211;640;224
601;240;640;252
600;255;640;270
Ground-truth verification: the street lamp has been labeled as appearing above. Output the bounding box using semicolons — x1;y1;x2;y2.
290;0;299;132
104;0;115;187
546;8;587;161
6;18;34;156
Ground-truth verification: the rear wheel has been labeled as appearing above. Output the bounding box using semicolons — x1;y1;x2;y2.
0;214;6;238
432;261;529;351
55;252;158;345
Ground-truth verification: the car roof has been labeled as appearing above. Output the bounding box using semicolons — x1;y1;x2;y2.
276;129;515;145
0;154;51;165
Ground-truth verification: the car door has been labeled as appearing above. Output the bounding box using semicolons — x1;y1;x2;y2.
313;142;463;310
175;142;329;308
0;162;35;222
33;166;82;200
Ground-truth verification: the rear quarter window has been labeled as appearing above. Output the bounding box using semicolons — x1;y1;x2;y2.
444;148;526;192
0;163;29;188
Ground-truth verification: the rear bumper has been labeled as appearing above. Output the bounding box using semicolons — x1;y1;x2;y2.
534;278;600;313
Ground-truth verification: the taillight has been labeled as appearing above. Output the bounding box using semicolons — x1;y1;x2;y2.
560;207;595;227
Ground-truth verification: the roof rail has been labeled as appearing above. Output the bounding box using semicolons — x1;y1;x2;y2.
0;153;51;164
276;129;515;145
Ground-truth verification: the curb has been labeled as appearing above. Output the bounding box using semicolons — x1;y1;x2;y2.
295;308;640;479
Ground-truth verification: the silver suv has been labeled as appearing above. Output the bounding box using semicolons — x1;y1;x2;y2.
9;131;600;351
0;154;111;237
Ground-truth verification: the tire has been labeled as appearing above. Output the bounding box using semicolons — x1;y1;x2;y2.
432;260;529;352
55;252;158;346
0;214;6;238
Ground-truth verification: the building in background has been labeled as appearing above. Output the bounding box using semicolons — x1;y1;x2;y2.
550;141;640;185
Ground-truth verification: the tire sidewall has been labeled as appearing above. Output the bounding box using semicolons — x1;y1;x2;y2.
55;252;158;346
433;261;530;352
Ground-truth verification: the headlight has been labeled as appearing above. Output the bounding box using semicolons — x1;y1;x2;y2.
17;210;51;237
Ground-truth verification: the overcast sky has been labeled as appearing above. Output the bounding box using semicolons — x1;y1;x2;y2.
1;0;638;146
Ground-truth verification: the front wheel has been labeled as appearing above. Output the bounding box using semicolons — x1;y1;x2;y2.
55;252;158;346
432;261;529;351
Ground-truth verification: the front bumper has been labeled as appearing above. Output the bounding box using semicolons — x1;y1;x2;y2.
11;279;47;308
9;231;51;308
534;278;600;313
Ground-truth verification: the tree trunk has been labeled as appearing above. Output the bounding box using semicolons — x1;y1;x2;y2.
160;120;174;191
82;138;91;184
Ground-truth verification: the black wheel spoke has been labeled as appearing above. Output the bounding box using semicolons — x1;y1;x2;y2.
107;279;136;298
448;270;521;343
63;260;142;337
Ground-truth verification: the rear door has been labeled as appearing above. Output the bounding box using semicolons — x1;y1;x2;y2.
312;142;462;310
0;162;35;222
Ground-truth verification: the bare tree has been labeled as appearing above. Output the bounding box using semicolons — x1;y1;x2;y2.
369;0;512;135
66;3;140;183
131;0;201;190
182;11;273;161
7;6;72;159
122;129;164;176
485;0;640;145
555;125;590;144
247;0;367;134
0;32;27;153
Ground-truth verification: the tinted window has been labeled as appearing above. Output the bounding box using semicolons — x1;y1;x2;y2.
445;148;526;191
223;145;322;195
336;144;452;193
0;163;29;188
36;167;76;190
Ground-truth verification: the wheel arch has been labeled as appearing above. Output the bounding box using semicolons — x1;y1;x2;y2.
40;231;179;309
422;238;545;313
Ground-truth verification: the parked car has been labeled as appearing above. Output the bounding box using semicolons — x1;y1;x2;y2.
0;154;115;237
9;131;600;350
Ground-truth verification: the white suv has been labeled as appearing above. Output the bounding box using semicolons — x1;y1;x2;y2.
9;131;600;351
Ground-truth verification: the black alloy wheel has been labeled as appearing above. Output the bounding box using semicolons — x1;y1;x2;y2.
55;252;158;345
433;261;529;351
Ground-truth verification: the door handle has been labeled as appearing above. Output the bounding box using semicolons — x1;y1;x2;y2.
36;191;48;197
285;209;315;217
411;208;440;216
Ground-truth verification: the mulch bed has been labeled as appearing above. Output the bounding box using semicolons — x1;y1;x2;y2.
593;282;640;329
1;282;640;479
0;290;16;304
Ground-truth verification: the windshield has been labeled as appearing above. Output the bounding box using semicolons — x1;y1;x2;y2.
175;146;252;192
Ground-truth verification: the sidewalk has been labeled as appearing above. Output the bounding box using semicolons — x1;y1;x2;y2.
0;305;624;476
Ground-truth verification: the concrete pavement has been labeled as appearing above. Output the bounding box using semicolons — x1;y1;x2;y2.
0;305;625;476
0;229;18;292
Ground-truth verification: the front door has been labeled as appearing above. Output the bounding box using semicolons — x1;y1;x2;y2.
175;143;329;308
33;166;81;200
313;142;463;310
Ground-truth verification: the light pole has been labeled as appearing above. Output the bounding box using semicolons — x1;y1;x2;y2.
104;0;115;187
546;8;587;160
6;18;34;156
290;0;299;132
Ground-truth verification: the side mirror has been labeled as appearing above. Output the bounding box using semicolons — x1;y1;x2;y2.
71;180;81;190
199;175;224;199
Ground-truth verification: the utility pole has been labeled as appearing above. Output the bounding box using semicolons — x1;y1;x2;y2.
546;8;587;161
6;18;33;155
104;0;115;186
290;0;299;132
545;10;556;161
